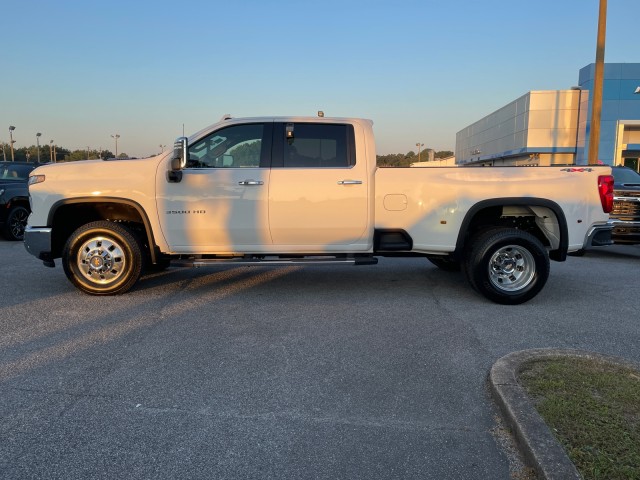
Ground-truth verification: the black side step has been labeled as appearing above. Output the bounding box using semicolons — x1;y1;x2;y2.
171;255;378;268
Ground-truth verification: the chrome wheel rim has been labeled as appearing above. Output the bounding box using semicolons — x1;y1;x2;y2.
488;245;535;292
76;236;126;285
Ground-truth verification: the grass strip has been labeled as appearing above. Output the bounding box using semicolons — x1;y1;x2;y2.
519;357;640;480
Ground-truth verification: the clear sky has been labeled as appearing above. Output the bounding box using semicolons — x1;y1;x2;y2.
1;0;637;158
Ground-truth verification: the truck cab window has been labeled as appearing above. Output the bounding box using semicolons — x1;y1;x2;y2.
281;124;355;168
187;123;267;168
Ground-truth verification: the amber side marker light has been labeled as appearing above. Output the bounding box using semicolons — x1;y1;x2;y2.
28;175;46;186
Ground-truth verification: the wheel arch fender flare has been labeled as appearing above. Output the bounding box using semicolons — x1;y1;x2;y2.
48;196;159;263
454;197;569;262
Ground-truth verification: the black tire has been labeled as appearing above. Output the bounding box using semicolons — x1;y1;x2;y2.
463;228;550;305
62;221;143;295
2;205;29;241
427;256;461;272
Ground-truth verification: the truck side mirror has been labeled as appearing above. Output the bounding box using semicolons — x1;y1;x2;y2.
171;137;188;171
168;136;188;183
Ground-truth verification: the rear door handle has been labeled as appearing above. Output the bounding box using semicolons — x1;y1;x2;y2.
337;180;362;185
238;180;264;186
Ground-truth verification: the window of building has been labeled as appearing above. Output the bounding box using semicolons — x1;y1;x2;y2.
623;157;639;172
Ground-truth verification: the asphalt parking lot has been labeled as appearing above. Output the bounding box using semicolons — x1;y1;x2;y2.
1;239;639;479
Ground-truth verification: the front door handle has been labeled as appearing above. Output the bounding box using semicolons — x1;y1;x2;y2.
337;180;362;185
238;180;264;186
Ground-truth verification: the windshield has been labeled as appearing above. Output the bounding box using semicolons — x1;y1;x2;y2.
613;167;640;184
0;163;35;181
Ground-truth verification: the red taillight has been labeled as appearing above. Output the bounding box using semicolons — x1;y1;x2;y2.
598;175;614;213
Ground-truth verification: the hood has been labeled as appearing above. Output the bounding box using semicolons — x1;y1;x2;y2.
614;183;640;194
612;167;640;192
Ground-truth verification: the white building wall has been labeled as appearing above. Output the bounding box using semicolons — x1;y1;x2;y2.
527;91;580;148
456;90;581;165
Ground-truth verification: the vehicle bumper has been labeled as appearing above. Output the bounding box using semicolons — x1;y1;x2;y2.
24;226;54;263
584;221;613;248
610;218;640;244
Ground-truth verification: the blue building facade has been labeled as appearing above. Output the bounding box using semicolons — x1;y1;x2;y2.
577;63;640;169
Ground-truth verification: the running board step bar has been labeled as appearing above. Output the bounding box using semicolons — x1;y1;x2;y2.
171;255;378;268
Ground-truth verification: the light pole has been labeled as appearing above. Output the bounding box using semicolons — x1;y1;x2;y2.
159;144;167;153
588;0;607;165
416;143;424;162
111;134;120;158
49;140;54;163
36;133;42;163
1;143;6;161
9;126;16;162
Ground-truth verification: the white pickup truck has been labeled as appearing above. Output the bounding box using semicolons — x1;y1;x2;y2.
24;115;614;304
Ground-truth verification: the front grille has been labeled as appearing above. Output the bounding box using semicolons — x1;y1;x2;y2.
618;190;640;199
613;188;640;218
611;199;640;221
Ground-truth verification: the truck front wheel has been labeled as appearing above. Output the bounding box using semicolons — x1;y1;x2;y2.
62;221;143;295
463;228;549;305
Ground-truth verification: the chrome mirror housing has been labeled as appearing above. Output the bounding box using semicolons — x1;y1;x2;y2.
171;137;188;171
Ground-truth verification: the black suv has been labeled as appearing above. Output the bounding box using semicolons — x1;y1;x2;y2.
0;162;39;241
610;166;640;244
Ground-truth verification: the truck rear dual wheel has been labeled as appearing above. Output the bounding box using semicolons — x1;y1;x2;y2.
62;221;143;295
463;228;550;305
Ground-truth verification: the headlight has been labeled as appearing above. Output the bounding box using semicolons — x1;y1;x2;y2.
0;188;4;196
28;175;46;186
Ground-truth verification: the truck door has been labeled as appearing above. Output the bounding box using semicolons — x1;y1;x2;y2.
157;122;272;251
268;122;370;250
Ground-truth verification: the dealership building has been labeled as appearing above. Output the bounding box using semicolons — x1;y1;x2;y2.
455;63;640;171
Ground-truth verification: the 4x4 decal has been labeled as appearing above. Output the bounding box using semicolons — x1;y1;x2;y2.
560;168;594;173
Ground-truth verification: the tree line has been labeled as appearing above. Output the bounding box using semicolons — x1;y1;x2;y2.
0;144;129;163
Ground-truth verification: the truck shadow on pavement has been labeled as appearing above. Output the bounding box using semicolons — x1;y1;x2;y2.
0;260;474;384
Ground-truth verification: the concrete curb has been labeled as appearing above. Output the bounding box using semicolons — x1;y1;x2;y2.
489;348;640;480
